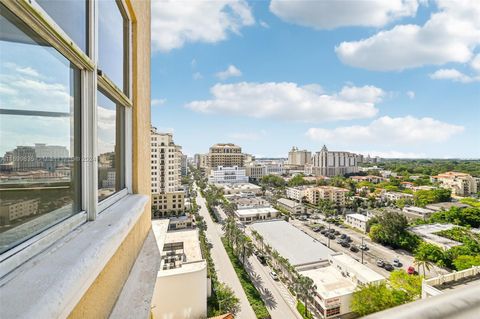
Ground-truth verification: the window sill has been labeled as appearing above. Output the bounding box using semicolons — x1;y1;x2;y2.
0;194;149;319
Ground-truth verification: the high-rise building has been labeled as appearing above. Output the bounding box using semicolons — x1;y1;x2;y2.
311;145;358;177
207;143;244;169
151;127;184;217
180;154;188;176
287;146;311;166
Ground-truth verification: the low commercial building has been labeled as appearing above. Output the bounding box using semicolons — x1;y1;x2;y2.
431;172;478;196
402;206;434;220
422;266;480;299
208;166;249;184
235;207;279;223
409;224;463;249
168;215;194;230
245;162;284;181
381;191;414;202
216;183;262;195
305;186;349;207
425;202;470;212
249;220;334;267
277;198;305;215
151;220;207;319
345;213;370;232
298;253;384;319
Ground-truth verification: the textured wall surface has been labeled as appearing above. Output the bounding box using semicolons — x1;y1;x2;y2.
68;1;152;318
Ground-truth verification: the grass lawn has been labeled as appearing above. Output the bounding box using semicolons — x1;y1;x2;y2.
296;300;314;319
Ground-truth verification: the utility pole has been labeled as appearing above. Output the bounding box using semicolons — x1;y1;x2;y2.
361;237;364;264
327;222;331;248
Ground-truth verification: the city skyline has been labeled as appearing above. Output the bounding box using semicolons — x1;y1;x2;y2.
151;0;480;159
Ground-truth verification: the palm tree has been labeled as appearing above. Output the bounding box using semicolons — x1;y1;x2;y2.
242;238;255;266
295;275;316;317
413;256;434;276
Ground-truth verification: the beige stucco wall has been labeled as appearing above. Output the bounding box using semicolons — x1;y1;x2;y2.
68;1;152;318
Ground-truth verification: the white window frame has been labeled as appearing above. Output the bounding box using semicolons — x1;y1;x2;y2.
0;0;133;278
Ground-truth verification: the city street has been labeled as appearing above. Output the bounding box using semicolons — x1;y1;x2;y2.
290;218;449;278
195;186;257;319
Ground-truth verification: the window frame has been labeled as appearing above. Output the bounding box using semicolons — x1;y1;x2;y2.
0;0;134;278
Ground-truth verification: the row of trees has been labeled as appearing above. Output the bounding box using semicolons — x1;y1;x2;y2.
370;159;480;178
368;211;420;251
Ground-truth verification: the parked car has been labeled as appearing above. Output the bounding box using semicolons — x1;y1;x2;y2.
257;255;267;265
345;236;352;242
336;238;344;244
384;263;394;271
350;245;359;253
313;227;321;232
334;230;340;235
340;234;347;239
376;259;385;267
270;271;279;281
407;266;418;275
341;241;350;248
320;229;328;235
328;234;336;240
393;259;402;267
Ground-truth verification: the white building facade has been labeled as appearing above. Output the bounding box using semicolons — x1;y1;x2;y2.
311;145;359;177
208;166;249;184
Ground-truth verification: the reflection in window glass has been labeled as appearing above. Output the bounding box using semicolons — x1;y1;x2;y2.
36;0;88;53
97;91;125;202
98;0;126;92
0;5;81;254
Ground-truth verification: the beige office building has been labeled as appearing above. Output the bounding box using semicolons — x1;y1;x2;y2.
311;145;359;177
207;143;244;169
287;146;311;166
151;127;184;217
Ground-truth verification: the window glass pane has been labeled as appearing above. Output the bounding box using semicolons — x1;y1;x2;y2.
0;4;81;254
97;91;124;202
98;0;126;92
36;0;88;53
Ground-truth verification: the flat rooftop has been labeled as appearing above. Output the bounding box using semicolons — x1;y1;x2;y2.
330;253;384;284
346;213;369;222
249;220;334;266
236;207;278;217
277;198;299;207
300;266;355;299
216;183;261;190
409;224;462;249
164;228;202;262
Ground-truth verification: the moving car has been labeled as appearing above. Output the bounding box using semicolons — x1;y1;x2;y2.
270;271;279;281
384;263;394;271
257;254;267;265
376;259;385;267
393;258;402;267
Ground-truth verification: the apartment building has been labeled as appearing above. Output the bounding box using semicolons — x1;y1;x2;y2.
207;143;244;169
431;171;478;196
151;128;185;217
311;145;359;177
0;2;155;318
0;199;40;224
381;191;414;202
208;166;249;184
287;146;311;166
305;186;349;207
351;175;386;183
345;213;371;232
286;186;311;202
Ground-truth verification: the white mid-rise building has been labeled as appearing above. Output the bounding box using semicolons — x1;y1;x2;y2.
208;166;248;184
245;162;285;181
151;127;185;217
286;186;310;202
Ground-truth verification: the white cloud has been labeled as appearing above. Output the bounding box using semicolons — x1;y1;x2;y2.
215;65;242;80
260;20;270;28
471;54;480;72
151;0;254;52
186;82;383;122
269;0;419;29
335;0;480;70
306;116;464;145
151;98;167;106
193;72;203;80
406;91;415;99
429;68;480;83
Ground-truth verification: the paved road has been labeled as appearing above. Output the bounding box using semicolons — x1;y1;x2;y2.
290;218;449;278
195;186;256;319
243;238;303;319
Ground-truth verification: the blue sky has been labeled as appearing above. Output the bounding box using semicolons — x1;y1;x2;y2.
150;0;480;158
